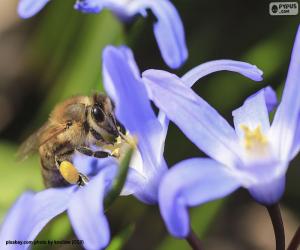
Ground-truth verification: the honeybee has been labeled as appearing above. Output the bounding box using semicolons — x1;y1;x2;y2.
17;93;126;188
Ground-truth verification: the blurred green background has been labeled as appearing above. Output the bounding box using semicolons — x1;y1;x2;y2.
0;0;299;249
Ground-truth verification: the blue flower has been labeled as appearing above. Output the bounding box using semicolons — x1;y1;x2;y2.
142;26;300;238
0;157;118;250
17;0;188;69
98;45;265;206
0;45;269;248
101;45;168;204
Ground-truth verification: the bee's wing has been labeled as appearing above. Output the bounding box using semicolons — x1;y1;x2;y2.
17;122;66;161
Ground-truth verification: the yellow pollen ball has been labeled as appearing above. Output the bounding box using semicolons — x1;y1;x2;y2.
240;124;268;150
59;161;80;184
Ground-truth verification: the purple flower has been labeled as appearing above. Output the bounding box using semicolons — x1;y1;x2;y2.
142;26;300;237
0;44;269;248
86;46;265;206
0;157;118;250
99;45;265;206
101;45;168;204
17;0;188;69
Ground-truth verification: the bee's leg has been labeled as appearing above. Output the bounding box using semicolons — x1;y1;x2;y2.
76;146;115;159
77;173;89;187
116;119;126;135
54;155;61;170
54;153;89;187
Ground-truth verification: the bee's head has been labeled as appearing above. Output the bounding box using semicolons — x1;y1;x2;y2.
87;93;120;142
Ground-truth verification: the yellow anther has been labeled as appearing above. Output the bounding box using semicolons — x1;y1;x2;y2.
240;124;268;150
103;133;137;158
102;136;122;157
111;148;120;158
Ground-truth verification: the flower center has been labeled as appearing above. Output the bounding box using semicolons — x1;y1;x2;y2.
240;124;269;156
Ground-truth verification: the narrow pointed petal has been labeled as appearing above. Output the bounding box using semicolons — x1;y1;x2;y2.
115;0;188;68
76;0;187;68
232;87;274;139
270;26;300;161
103;46;166;179
143;69;241;167
68;165;117;250
159;158;240;238
182;60;263;87
18;0;50;18
0;188;73;247
149;0;188;68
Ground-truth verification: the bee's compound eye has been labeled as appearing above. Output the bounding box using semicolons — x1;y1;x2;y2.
91;105;105;122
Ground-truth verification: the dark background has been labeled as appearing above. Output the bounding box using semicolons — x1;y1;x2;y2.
0;0;299;249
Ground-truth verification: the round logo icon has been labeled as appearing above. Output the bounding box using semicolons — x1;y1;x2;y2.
271;4;279;13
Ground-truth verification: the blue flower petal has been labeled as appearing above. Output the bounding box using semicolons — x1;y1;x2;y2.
18;0;50;18
74;0;104;13
160;60;264;141
149;0;188;68
270;25;300;161
73;152;117;177
157;111;169;153
143;69;241;167
76;0;187;68
232;87;273;139
291;116;300;159
0;188;73;247
121;168;146;196
111;0;188;68
159;158;240;238
182;60;263;87
121;167;158;204
0;192;34;249
240;86;278;113
248;174;285;205
103;46;166;179
68;165;117;250
27;188;73;240
158;60;264;145
261;86;278;112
